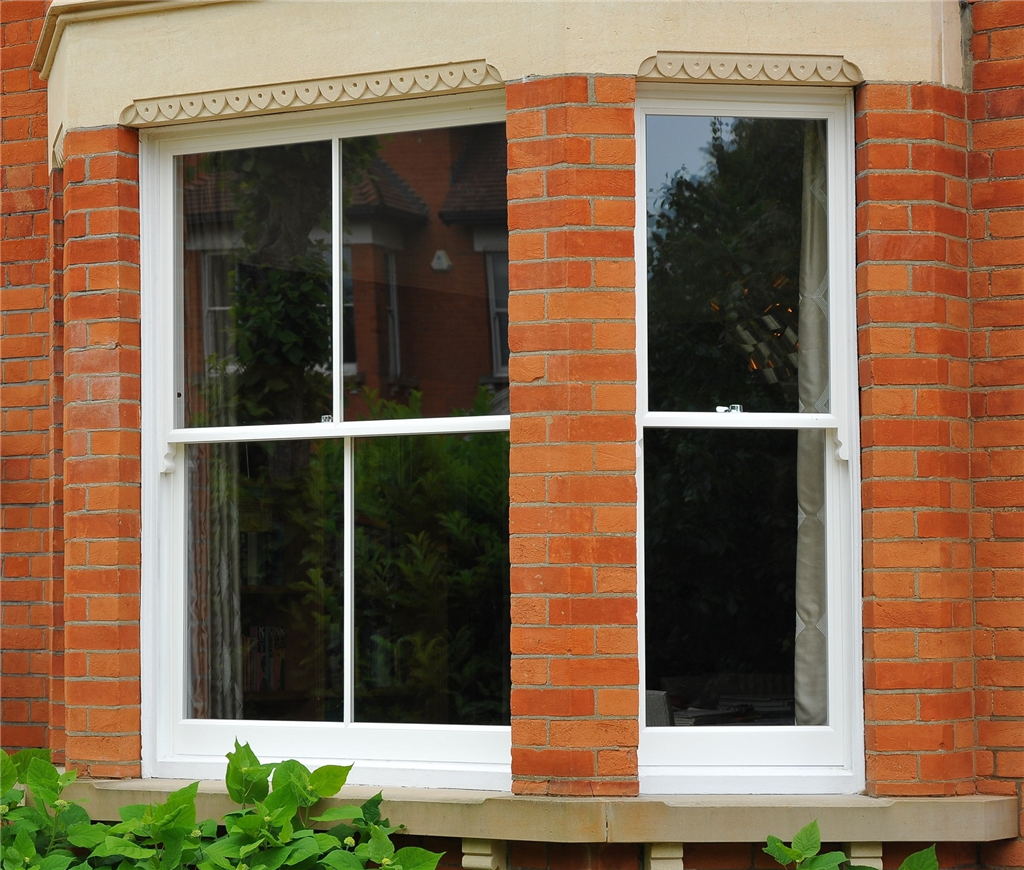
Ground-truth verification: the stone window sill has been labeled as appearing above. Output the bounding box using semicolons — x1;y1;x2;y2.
63;780;1017;843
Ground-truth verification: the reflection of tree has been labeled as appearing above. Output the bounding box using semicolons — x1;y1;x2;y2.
192;139;379;426
354;391;511;726
644;119;809;699
647;118;805;414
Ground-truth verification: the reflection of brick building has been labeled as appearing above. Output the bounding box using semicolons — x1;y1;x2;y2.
344;123;510;419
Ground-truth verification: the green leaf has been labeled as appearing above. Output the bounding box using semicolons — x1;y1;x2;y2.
358;795;382;827
118;805;148;823
39;856;75;870
56;771;77;790
14;830;37;861
802;853;847;870
25;758;60;807
791;821;821;858
366;828;394;864
764;837;803;867
0;753;17;794
311;808;364;824
898;846;938;870
199;819;218;839
320;851;364;870
313;834;341;853
11;751;51;782
58;803;90;830
308;767;351;800
283;837;320;866
226;741;272;806
272;761;315;807
251;846;291;870
1;787;24;807
91;836;157;860
393;848;442;870
67;823;111;849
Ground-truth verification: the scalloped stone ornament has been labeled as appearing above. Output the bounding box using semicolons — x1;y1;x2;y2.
118;60;503;128
637;51;863;86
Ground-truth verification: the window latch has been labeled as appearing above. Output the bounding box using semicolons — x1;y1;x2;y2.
715;404;743;413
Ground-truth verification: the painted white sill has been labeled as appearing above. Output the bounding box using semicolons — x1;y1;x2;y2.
62;780;1017;843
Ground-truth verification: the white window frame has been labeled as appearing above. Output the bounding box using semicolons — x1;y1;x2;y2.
634;85;864;794
140;92;512;789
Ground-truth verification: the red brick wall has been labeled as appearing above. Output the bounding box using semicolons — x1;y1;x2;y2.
855;81;973;796
0;0;63;758
59;126;142;777
968;0;1024;863
506;75;639;796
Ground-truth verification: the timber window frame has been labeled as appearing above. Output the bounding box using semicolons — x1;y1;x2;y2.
634;85;864;794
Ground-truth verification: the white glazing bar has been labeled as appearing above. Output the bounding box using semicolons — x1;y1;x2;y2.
642;412;838;430
342;436;355;724
168;414;511;444
333;137;343;424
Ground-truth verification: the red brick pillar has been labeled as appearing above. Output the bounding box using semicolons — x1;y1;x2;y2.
0;0;58;754
506;75;639;796
968;1;1024;863
856;83;974;795
60;127;142;777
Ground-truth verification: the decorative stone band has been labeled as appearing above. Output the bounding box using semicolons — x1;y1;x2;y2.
118;60;503;128
638;52;863;85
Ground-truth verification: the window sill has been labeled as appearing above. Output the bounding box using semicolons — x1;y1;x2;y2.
62;780;1017;843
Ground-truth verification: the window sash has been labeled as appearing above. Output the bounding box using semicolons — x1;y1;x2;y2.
142;94;513;787
633;85;863;793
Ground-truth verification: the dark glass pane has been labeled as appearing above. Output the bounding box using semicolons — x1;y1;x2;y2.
353;432;510;725
644;428;827;726
187;440;344;721
342;123;508;420
646;116;829;414
180;142;332;427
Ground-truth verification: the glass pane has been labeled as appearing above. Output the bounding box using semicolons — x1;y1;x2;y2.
643;428;828;726
187;440;344;721
180;142;332;427
342;123;508;420
353;432;510;725
646;116;829;414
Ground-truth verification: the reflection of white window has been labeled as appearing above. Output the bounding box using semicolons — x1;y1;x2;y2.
385;251;401;380
201;251;234;363
636;87;860;794
485;251;509;378
474;228;509;379
342;245;356;375
143;98;510;791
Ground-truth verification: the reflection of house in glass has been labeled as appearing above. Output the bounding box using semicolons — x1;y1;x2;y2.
180;123;509;426
343;123;510;419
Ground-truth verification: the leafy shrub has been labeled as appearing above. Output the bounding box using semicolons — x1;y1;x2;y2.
765;820;938;870
1;742;441;870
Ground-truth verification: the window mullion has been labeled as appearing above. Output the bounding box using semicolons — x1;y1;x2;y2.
343;435;355;725
333;136;343;425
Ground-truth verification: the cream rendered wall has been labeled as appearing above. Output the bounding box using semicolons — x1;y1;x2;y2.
40;0;965;158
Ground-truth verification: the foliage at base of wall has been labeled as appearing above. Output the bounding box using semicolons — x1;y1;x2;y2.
0;743;442;870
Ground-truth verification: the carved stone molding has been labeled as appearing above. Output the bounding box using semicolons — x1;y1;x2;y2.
119;60;503;128
638;52;863;86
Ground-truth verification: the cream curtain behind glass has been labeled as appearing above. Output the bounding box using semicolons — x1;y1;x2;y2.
794;120;829;726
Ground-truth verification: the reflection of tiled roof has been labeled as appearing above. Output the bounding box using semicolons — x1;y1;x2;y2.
439;123;507;225
345;158;429;224
183;171;236;221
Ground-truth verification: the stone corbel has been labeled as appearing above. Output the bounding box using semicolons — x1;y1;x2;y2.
845;843;883;870
462;839;506;870
645;843;684;870
638;52;863;85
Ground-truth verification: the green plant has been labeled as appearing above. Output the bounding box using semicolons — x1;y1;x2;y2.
1;742;441;870
764;820;938;870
